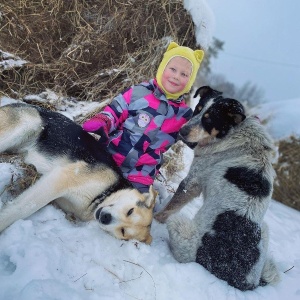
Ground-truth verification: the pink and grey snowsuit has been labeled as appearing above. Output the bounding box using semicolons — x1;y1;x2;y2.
102;79;193;192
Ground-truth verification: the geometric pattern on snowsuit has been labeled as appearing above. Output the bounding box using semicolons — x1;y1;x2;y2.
102;79;193;188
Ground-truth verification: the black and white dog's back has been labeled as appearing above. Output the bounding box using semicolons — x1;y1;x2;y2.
0;103;156;244
155;86;279;290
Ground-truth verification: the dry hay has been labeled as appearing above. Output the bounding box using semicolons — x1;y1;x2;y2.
162;140;186;179
272;136;300;211
0;153;39;198
0;0;198;101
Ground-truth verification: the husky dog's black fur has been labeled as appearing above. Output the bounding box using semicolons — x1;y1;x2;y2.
0;103;156;243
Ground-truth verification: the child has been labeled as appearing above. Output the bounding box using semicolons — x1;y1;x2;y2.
83;42;204;192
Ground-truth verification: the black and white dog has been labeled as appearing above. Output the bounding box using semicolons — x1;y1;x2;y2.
0;103;156;244
155;86;280;290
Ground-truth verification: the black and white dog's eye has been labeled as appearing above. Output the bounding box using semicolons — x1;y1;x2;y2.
127;208;134;216
203;113;212;123
203;116;211;124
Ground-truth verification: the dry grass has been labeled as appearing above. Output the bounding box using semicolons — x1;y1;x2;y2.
0;0;198;101
161;141;186;179
272;136;300;211
0;154;39;198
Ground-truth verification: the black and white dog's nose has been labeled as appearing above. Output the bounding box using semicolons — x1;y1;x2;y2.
100;213;112;225
180;125;189;137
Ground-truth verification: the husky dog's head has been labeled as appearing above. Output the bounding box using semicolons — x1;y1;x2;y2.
94;186;157;244
179;86;246;146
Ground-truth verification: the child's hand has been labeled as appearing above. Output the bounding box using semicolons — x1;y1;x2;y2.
82;113;112;138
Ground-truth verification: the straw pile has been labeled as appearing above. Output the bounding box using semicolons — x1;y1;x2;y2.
272;136;300;211
0;0;198;101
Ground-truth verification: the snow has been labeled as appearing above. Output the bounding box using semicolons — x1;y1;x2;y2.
1;91;300;300
249;98;300;140
183;0;215;50
1;0;300;299
0;50;27;71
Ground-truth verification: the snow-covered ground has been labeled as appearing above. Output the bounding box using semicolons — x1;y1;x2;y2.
0;92;300;300
1;0;300;298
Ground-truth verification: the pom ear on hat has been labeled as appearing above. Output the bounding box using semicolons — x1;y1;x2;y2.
166;42;204;62
166;41;178;51
156;42;204;99
194;49;205;63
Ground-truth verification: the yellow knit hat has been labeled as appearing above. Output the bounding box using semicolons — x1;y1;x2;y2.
156;42;204;99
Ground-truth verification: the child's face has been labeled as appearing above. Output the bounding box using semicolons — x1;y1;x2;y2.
161;56;192;95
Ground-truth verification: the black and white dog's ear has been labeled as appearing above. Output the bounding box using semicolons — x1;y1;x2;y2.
229;113;246;125
193;102;203;116
193;86;222;99
193;86;211;98
227;99;246;125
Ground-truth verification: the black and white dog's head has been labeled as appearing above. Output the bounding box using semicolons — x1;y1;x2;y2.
180;86;246;146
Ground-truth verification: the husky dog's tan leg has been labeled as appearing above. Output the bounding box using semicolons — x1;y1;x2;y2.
0;105;42;153
0;167;66;232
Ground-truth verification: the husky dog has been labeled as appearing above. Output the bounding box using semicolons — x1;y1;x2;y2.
155;86;280;290
0;103;156;244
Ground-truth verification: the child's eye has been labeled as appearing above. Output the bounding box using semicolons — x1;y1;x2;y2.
181;73;188;77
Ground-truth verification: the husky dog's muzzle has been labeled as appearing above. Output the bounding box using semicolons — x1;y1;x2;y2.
95;208;112;225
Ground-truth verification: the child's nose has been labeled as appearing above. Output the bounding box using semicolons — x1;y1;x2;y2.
173;72;179;80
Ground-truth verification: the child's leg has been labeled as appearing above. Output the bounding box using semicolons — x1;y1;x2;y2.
131;182;150;193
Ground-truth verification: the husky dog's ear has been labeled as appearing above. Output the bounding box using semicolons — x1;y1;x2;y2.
144;234;153;245
143;185;157;209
